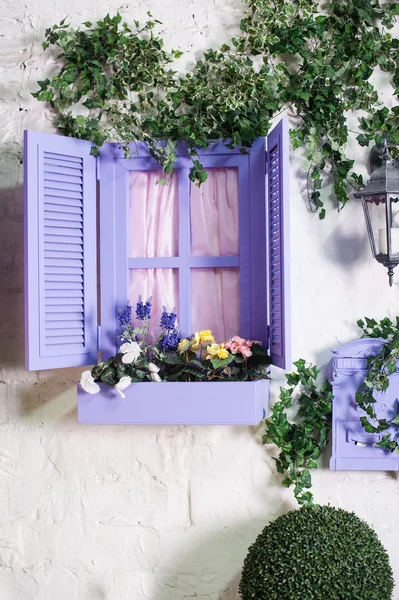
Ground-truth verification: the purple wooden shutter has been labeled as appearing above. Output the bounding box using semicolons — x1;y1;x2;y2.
24;130;98;370
267;119;291;369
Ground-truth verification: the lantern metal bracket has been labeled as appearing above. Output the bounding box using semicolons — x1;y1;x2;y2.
370;142;399;173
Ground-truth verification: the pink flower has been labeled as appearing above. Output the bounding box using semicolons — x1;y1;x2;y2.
239;344;253;357
229;342;240;354
224;335;263;358
225;336;245;349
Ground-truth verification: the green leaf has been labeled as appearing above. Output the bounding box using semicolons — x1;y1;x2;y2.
210;355;233;370
357;134;370;147
162;355;183;365
90;146;100;157
360;417;378;433
301;469;312;488
101;367;118;386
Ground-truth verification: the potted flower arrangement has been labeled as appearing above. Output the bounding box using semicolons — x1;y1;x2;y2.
78;297;270;425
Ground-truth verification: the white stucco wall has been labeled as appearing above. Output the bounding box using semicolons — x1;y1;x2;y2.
0;1;398;598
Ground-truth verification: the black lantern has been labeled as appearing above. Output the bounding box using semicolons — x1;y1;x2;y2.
355;147;399;286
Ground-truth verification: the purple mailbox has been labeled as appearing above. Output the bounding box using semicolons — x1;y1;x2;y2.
330;337;399;471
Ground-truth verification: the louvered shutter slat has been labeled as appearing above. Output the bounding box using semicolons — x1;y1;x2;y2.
44;151;83;164
24;130;97;370
44;189;83;200
267;119;291;369
44;204;83;216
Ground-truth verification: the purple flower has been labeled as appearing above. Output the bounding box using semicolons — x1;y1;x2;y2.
159;329;180;352
160;307;177;332
118;303;132;328
136;296;152;321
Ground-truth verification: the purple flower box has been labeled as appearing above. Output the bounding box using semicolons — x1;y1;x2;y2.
77;379;270;425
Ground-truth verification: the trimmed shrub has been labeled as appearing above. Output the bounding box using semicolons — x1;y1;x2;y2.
239;505;393;600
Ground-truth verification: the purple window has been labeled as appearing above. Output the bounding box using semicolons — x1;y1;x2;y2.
24;120;291;371
128;167;240;341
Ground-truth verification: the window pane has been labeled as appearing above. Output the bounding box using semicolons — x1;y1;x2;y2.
129;269;179;340
130;171;178;257
190;168;239;256
191;268;240;342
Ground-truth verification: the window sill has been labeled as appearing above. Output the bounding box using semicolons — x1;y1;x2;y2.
77;379;269;425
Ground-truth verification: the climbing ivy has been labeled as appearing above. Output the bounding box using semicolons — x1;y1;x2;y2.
263;360;333;505
33;1;399;216
356;316;399;452
265;317;399;506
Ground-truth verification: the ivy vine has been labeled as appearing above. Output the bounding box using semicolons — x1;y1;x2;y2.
356;317;399;451
263;360;333;506
33;1;399;217
264;317;399;506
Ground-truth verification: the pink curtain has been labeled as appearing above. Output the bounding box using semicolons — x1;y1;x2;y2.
128;167;240;342
190;168;239;256
191;267;240;343
130;171;178;257
129;172;179;338
190;168;240;341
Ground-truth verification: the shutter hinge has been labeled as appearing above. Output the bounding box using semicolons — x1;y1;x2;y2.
97;325;102;351
96;156;100;181
265;150;269;174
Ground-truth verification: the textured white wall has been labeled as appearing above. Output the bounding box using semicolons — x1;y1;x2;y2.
1;1;398;598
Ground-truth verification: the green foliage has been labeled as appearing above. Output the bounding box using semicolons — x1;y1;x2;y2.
265;316;399;505
93;342;270;385
356;316;399;451
263;360;333;506
92;310;270;387
34;2;399;214
239;505;394;600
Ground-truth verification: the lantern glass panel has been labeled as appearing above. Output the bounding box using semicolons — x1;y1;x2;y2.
364;196;388;256
366;195;399;256
389;196;399;254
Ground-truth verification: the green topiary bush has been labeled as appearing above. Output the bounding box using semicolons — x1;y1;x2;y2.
239;505;394;600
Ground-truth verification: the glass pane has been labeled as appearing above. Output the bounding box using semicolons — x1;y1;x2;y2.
130;171;178;257
191;268;240;342
190;168;239;256
129;269;179;340
365;198;399;255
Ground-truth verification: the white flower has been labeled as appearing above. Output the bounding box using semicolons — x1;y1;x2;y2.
80;370;100;395
114;376;132;398
148;362;162;383
119;341;142;364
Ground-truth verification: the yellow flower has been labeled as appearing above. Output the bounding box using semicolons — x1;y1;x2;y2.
206;343;220;358
217;347;229;359
191;332;201;350
206;343;229;360
178;338;189;353
199;329;215;343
